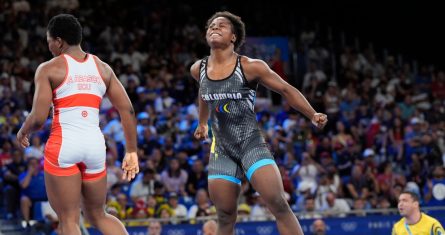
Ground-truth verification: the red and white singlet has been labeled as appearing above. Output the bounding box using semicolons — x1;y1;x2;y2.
44;54;107;180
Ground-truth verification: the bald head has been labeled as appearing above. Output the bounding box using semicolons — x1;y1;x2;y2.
312;219;326;235
202;220;217;235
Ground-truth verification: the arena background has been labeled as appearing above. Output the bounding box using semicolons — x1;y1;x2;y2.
0;0;444;235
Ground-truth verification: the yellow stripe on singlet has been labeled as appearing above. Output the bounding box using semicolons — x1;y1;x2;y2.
210;136;216;153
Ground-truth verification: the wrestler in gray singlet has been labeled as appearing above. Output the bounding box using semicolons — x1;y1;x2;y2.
199;55;275;184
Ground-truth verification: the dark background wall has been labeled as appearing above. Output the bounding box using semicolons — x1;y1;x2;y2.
169;0;444;70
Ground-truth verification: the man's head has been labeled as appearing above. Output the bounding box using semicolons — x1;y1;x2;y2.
27;157;40;175
311;219;327;235
142;168;155;184
398;191;420;217
304;197;316;212
147;221;162;235
168;192;179;207
202;220;217;235
205;11;246;51
432;166;445;180
46;14;82;56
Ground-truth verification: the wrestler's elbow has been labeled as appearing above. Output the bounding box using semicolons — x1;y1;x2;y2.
116;102;135;117
280;85;292;98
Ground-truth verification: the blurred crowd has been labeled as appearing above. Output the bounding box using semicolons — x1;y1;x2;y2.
0;0;444;234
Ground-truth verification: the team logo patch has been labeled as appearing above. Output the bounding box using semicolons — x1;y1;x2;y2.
215;102;230;113
81;110;88;117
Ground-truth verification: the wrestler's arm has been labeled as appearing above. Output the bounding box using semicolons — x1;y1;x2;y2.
17;62;52;148
190;60;209;140
105;65;137;153
102;61;139;180
242;56;327;128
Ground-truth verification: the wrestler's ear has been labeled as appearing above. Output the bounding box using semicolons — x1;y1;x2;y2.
231;35;236;43
56;37;63;49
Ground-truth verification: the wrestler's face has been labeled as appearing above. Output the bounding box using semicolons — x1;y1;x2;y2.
46;31;62;57
206;17;236;49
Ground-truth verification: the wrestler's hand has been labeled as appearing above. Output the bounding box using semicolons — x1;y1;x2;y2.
311;113;328;129
122;152;139;181
16;129;30;148
194;123;209;140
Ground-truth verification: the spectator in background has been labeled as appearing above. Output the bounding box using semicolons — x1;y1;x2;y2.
352;198;367;216
156;204;174;225
160;157;188;195
167;192;188;223
332;121;354;151
23;135;44;160
250;192;274;221
398;96;415;121
299;196;322;219
278;164;294;201
103;110;126;155
431;71;445;99
237;203;252;222
114;193;131;220
19;157;47;227
302;62;327;91
269;48;288;105
346;164;376;200
154;89;175;113
314;172;339;211
128;198;150;219
129;168;158;203
105;153;124;190
423;166;445;206
136;112;151;140
2;149;27;219
292;152;325;195
187;159;208;197
404;117;425;164
139;127;161;158
0;140;13;167
188;189;211;219
41;201;60;235
202;219;217;235
145;195;158;218
376;197;392;215
147;221;162;235
311;219;327;235
319;192;351;217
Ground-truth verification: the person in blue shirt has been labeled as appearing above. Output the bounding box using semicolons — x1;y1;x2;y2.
19;157;47;227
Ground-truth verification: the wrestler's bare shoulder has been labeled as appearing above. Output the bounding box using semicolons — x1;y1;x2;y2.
35;56;66;78
91;55;112;81
239;55;266;66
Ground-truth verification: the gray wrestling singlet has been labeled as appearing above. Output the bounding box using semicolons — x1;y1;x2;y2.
199;55;275;184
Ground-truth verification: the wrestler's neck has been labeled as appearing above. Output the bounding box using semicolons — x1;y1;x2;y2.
210;47;236;64
405;210;421;225
60;45;86;59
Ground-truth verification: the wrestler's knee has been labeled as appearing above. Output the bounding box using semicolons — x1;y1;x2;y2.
216;207;237;226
